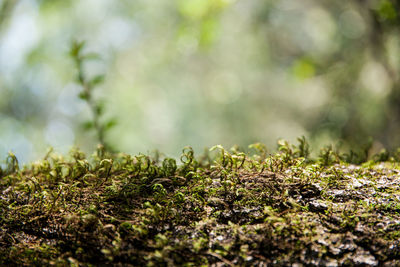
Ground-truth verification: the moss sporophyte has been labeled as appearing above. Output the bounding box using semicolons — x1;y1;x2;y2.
2;138;400;266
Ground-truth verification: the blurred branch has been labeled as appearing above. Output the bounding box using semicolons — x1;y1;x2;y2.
364;1;400;147
368;8;397;82
0;0;17;33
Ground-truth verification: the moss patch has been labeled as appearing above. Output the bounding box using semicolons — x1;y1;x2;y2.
1;143;400;266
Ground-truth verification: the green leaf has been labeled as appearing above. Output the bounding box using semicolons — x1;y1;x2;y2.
209;144;224;152
378;0;397;21
82;121;94;130
69;40;85;58
292;58;315;80
90;75;105;86
95;103;104;116
78;91;89;100
104;118;117;130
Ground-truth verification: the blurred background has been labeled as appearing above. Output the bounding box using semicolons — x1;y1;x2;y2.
0;0;399;163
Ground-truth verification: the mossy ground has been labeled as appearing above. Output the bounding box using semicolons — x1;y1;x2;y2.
1;142;400;266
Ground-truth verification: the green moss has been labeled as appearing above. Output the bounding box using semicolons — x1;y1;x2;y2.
1;140;400;265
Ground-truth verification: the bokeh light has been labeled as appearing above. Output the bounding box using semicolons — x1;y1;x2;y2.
0;0;399;163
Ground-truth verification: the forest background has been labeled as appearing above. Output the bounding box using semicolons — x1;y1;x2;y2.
0;0;399;163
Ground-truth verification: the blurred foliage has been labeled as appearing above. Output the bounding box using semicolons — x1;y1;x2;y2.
69;40;116;152
0;0;400;162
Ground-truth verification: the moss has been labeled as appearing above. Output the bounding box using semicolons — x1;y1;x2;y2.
1;141;400;266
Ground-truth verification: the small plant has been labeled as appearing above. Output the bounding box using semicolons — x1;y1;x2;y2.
0;152;19;177
70;40;116;152
294;136;310;159
318;145;339;166
373;148;390;162
341;139;373;164
248;143;268;162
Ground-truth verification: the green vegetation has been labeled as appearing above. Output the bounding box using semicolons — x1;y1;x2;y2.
70;40;116;152
2;1;400;161
1;139;400;266
2;2;400;265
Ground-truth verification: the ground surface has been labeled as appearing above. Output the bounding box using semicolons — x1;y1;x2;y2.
1;143;400;266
